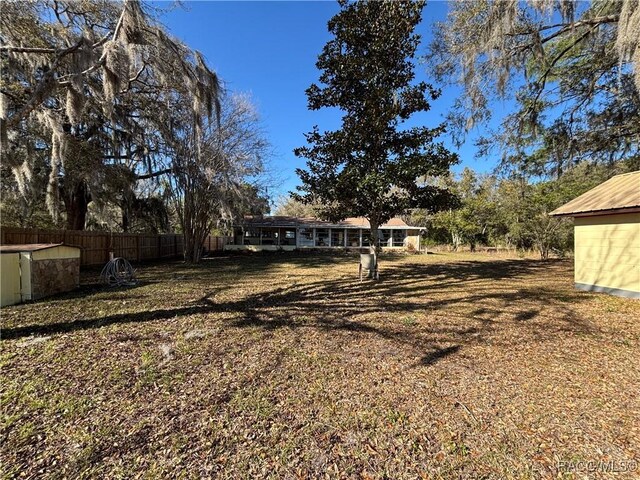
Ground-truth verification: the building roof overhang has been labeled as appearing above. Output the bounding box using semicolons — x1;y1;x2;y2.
0;243;74;253
550;171;640;217
236;216;424;230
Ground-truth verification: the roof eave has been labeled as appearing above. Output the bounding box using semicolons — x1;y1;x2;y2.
549;206;640;217
236;222;425;229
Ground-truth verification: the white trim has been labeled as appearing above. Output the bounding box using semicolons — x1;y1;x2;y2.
575;283;640;299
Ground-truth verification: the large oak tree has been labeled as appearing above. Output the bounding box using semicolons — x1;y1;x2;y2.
1;0;219;230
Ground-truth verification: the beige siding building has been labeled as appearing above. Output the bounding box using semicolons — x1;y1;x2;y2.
550;171;640;299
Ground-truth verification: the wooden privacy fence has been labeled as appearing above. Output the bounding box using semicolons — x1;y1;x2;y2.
203;235;227;253
0;228;229;266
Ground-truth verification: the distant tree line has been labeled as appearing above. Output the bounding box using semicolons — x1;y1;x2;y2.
408;160;638;259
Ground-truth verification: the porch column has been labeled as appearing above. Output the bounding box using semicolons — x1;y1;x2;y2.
344;228;348;247
359;229;362;248
259;228;262;246
328;228;332;247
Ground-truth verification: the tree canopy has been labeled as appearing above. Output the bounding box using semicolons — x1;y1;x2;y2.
294;0;458;253
1;1;271;264
1;0;220;229
273;195;320;218
169;94;269;263
428;0;640;177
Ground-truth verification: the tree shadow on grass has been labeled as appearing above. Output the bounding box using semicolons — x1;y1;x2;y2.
205;249;420;271
218;250;354;266
420;345;461;366
9;280;158;307
1;258;594;366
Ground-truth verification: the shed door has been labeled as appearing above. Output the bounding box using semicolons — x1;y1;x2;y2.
0;254;21;307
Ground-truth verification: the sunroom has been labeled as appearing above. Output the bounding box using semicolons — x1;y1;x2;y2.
226;216;423;252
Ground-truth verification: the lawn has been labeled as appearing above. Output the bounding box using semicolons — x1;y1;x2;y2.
1;252;638;479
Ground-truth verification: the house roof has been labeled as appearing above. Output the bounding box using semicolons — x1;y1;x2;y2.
550;171;640;217
0;243;72;253
239;216;422;229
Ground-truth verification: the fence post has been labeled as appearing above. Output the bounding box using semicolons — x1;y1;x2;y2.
136;235;141;261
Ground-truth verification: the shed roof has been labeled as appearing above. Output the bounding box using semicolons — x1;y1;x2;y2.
0;243;75;253
550;171;640;217
239;216;422;229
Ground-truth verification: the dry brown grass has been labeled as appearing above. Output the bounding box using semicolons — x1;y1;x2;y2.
1;252;639;479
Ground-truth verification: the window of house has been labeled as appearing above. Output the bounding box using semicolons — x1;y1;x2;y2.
362;230;371;247
315;228;329;247
261;228;277;245
379;229;392;247
299;228;314;247
347;230;360;247
280;229;296;246
244;229;260;245
331;229;345;247
392;230;406;247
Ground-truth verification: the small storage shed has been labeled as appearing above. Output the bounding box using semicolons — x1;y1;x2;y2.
550;171;640;299
0;243;81;307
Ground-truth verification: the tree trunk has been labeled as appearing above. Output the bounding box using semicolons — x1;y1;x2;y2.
538;239;549;260
182;207;208;264
539;245;549;260
63;181;90;231
452;232;460;251
183;230;205;263
122;208;130;233
184;232;202;263
121;192;133;233
369;218;380;279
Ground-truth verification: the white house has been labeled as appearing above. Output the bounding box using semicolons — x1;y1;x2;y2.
225;216;423;252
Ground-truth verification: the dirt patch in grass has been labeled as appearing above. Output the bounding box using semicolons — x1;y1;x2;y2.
1;252;639;479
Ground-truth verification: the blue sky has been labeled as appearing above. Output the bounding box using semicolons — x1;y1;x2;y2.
157;1;510;200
